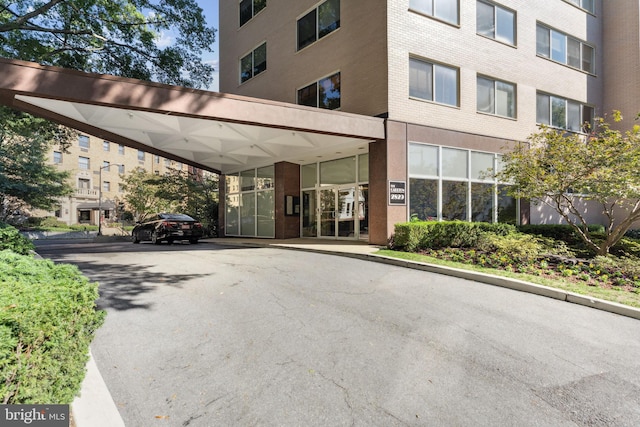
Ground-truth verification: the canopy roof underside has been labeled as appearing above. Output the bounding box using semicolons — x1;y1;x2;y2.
0;58;385;175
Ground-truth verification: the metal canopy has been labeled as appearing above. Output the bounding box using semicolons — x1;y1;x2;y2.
0;58;385;175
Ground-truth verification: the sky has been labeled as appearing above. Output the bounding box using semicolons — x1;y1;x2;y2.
196;0;220;91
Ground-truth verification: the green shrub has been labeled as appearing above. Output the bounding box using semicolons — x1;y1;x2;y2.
0;251;105;404
477;232;544;263
40;217;67;228
0;223;34;255
518;224;604;243
68;224;98;232
391;221;438;251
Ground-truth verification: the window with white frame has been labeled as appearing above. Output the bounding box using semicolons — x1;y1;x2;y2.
536;23;595;74
564;0;594;14
102;161;110;169
102;140;110;151
240;0;266;26
409;0;459;25
409;143;517;224
298;72;341;110
137;150;145;161
409;57;459;107
476;0;516;45
297;0;340;51
53;151;62;164
118;164;125;174
118;144;125;155
103;181;110;192
78;135;89;150
477;76;516;118
78;156;90;170
240;42;267;83
536;92;594;132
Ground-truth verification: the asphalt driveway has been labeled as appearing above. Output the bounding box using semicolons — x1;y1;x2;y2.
37;240;640;426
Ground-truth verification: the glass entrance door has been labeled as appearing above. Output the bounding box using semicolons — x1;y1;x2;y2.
317;186;360;239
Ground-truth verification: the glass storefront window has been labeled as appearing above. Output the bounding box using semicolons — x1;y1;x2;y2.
410;178;437;220
498;185;517;224
471;183;494;222
410;143;438;177
442;148;468;179
257;190;274;237
320;156;356;185
358;153;369;183
240;170;255;191
442;181;468;220
257;165;274;190
226;174;240;193
301;163;317;188
225;194;240;235
241;193;256;235
471;152;494;180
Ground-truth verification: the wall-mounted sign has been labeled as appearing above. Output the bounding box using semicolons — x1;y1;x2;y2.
389;181;406;205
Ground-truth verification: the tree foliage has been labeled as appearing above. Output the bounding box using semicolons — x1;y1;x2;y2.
497;112;640;255
0;0;216;89
0;107;75;222
121;167;218;235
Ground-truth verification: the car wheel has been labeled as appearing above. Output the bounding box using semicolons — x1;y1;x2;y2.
167;239;174;245
132;232;140;244
151;231;161;245
189;238;199;244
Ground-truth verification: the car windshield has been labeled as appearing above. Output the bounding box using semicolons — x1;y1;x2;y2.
158;213;194;221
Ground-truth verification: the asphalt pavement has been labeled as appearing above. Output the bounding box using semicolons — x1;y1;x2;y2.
35;238;640;426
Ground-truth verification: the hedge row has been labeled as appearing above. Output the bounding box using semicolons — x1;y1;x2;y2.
0;222;34;255
391;220;516;252
0;223;105;404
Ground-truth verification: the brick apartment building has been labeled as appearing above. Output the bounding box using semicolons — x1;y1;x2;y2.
217;0;640;243
46;135;190;225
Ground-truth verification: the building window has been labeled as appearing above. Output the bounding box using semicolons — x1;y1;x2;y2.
409;57;459;107
477;76;516;118
78;178;90;189
118;184;124;193
297;0;340;51
225;167;275;237
409;143;517;224
536;92;594;132
476;1;515;45
240;42;267;83
297;72;341;110
564;0;594;14
164;158;171;166
118;164;125;174
154;155;160;164
137;150;145;161
79;156;90;170
409;0;459;25
53;151;62;164
240;0;266;26
103;141;110;151
78;135;89;150
102;161;110;169
536;23;595;74
103;181;110;192
118;144;125;155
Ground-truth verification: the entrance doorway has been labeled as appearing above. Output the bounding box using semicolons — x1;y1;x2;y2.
302;185;368;240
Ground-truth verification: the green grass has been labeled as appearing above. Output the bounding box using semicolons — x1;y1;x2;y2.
376;249;640;309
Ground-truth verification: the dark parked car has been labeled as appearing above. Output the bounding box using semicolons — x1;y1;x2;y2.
132;213;204;244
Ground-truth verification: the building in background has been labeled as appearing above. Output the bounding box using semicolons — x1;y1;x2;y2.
218;0;640;243
46;133;190;225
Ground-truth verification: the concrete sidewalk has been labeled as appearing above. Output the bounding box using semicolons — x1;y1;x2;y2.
71;237;640;427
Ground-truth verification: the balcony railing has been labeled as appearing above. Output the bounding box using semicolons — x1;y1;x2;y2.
76;188;99;197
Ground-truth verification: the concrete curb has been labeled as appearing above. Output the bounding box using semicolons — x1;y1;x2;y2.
72;350;125;427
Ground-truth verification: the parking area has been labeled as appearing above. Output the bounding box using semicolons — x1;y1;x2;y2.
38;240;640;426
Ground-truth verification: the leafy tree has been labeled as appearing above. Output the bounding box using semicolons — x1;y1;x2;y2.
496;112;640;256
120;168;176;222
0;0;216;89
0;108;75;222
154;168;219;236
0;1;216;221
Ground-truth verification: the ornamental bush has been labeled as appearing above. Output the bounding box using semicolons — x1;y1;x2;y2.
0;250;105;404
0;222;34;255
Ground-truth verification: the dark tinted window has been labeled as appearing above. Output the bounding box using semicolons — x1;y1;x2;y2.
297;9;317;50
